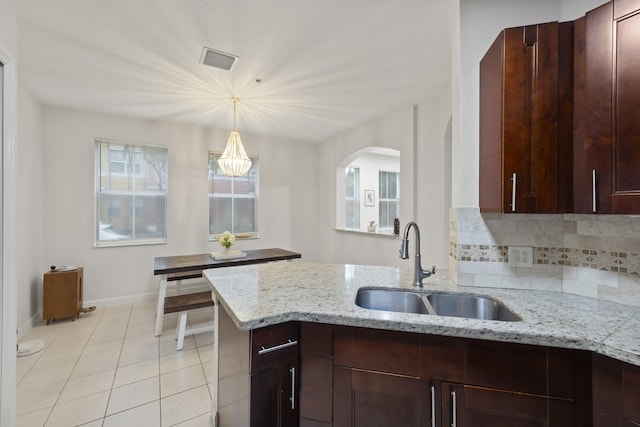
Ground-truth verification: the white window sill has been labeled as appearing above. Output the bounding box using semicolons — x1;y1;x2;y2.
333;228;399;238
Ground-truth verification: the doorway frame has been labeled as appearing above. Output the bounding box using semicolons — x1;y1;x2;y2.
0;43;18;426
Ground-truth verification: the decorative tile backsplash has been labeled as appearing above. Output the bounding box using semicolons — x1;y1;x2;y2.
449;208;640;306
452;243;640;275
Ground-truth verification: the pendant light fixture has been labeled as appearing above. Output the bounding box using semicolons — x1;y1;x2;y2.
218;97;252;177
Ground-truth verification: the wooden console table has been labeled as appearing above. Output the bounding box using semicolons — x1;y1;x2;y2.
153;248;301;336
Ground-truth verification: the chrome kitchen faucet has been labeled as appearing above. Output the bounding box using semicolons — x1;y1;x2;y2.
399;221;436;287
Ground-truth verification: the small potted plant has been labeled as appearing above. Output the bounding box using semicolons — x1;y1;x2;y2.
218;230;236;253
367;221;376;232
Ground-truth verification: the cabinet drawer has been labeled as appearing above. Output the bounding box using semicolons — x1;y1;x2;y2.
334;326;420;377
251;322;300;373
466;339;547;396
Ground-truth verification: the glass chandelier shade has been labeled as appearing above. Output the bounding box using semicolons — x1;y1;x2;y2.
217;98;252;177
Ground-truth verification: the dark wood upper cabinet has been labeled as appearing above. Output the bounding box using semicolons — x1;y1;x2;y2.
480;22;573;213
573;3;614;213
612;0;640;213
483;0;640;214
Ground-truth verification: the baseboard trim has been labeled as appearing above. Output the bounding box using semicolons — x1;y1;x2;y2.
18;282;210;339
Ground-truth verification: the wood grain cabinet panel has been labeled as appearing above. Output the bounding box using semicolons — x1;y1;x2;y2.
573;2;614;213
251;359;299;427
466;339;547;396
593;353;640;427
333;367;429;427
442;383;575;427
333;326;420;377
480;22;573;213
612;0;640;212
300;323;334;425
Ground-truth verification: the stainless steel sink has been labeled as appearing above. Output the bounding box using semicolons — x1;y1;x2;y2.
355;288;430;314
426;293;521;322
355;288;521;321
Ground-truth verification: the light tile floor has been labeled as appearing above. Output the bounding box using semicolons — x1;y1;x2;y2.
16;300;215;427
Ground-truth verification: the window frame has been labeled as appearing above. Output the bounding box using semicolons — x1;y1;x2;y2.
345;166;360;229
94;138;168;247
378;170;400;230
208;151;260;240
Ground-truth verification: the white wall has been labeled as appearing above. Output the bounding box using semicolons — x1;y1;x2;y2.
16;85;45;332
318;86;452;269
416;85;452;270
456;0;605;208
318;106;414;267
41;107;319;306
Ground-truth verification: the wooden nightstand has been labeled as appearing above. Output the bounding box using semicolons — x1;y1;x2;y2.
43;267;83;324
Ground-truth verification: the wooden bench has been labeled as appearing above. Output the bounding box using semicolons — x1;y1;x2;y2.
164;290;214;351
167;271;203;282
164;291;214;314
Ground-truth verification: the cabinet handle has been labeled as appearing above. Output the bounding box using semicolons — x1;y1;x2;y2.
511;173;517;212
258;339;298;355
290;367;296;410
451;390;457;427
592;169;597;213
430;385;436;427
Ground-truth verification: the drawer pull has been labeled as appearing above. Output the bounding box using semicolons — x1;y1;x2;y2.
511;172;517;212
451;390;457;427
430;385;436;427
258;339;298;355
290;367;296;410
592;169;597;213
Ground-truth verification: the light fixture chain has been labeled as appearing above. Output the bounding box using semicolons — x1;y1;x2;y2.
233;98;237;131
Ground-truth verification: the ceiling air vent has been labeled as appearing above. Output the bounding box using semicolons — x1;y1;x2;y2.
200;47;238;71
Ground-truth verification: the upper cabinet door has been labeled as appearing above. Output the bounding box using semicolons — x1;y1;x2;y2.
612;0;640;213
480;22;572;213
573;3;614;213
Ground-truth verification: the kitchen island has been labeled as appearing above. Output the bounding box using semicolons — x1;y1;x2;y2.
204;262;640;427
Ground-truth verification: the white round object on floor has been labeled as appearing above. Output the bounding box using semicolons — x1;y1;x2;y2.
17;338;45;357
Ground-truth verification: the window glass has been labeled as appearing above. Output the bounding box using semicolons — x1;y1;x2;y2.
378;170;400;229
95;139;168;246
345;167;360;229
208;152;259;237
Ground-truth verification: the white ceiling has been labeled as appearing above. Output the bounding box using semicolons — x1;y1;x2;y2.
17;0;454;143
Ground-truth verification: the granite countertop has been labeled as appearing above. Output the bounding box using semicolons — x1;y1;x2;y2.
203;261;640;367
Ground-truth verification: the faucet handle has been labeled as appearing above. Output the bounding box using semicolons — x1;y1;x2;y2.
430;265;436;274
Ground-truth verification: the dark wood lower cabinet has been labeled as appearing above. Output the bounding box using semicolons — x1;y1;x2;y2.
217;306;300;427
322;325;593;427
295;323;640;427
592;353;640;427
251;360;299;427
333;367;430;427
442;383;574;427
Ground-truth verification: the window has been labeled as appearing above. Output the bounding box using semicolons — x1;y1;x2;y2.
208;152;259;237
379;170;400;230
95;139;168;246
345;167;360;229
108;144;142;175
